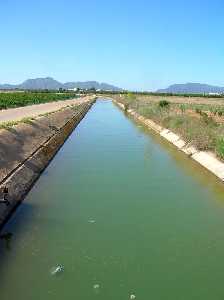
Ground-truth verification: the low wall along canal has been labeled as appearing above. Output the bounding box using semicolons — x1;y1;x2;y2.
1;99;224;299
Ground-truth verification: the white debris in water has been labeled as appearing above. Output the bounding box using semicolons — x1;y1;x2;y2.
88;220;96;223
93;284;100;289
130;294;136;299
51;265;64;275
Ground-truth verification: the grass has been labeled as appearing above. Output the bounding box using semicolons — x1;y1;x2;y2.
0;92;77;109
216;138;224;160
0;117;36;129
0;120;20;130
117;94;224;160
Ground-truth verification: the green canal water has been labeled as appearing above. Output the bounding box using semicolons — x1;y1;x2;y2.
1;100;224;300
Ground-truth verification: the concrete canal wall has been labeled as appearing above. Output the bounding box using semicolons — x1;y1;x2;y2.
113;99;224;182
0;97;95;228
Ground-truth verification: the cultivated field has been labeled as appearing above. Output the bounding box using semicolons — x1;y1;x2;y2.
0;91;77;109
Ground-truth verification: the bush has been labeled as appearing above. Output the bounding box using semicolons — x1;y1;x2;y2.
180;104;186;113
123;92;137;111
124;103;129;112
195;108;202;114
159;100;170;108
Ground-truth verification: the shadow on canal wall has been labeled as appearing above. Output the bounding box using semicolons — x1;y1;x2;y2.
0;97;96;230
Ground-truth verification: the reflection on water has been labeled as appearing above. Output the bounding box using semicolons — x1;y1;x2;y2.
0;232;13;251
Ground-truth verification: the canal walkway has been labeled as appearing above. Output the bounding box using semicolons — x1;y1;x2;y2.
0;96;92;123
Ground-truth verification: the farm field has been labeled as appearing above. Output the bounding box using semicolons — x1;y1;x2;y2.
0;91;77;110
114;93;224;160
120;93;224;105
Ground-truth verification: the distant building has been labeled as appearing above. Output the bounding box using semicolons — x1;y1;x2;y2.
67;88;78;92
208;92;221;96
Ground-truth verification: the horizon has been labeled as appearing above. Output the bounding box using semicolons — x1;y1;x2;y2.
1;76;224;92
1;0;224;90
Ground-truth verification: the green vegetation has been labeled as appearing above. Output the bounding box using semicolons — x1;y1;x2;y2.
123;92;136;111
99;90;224;99
0;92;77;109
117;95;224;160
216;138;224;160
179;104;186;113
177;103;224;116
0;116;45;130
0;120;20;130
158;100;170;108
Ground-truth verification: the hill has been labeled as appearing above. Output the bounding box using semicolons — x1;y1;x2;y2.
157;83;224;94
0;77;122;91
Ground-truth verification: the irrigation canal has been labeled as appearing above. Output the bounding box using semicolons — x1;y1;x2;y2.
1;99;224;299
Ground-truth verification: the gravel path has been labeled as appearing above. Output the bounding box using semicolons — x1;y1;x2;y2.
0;97;92;123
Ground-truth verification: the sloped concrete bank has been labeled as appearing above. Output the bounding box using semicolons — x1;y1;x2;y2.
0;98;95;229
113;99;224;182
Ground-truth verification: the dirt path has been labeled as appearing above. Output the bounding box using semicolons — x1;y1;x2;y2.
0;97;92;123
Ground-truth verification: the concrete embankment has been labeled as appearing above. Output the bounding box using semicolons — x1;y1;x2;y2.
0;97;92;123
113;99;224;182
0;97;95;228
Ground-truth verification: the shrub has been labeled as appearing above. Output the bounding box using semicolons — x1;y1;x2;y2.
180;104;186;113
123;92;137;111
158;100;170;108
124;103;129;112
195;108;202;114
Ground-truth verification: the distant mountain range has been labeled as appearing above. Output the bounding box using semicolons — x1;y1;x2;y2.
0;77;122;91
2;78;223;94
157;83;224;94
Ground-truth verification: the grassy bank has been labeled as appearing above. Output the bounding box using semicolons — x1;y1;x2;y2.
117;94;224;160
0;92;77;109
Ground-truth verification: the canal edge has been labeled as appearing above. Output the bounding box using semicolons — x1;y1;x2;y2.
112;98;224;183
0;96;96;230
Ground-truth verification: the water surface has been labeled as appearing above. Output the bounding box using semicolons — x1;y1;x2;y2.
1;100;224;299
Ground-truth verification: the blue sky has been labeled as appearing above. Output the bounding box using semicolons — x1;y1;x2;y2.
1;0;224;90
